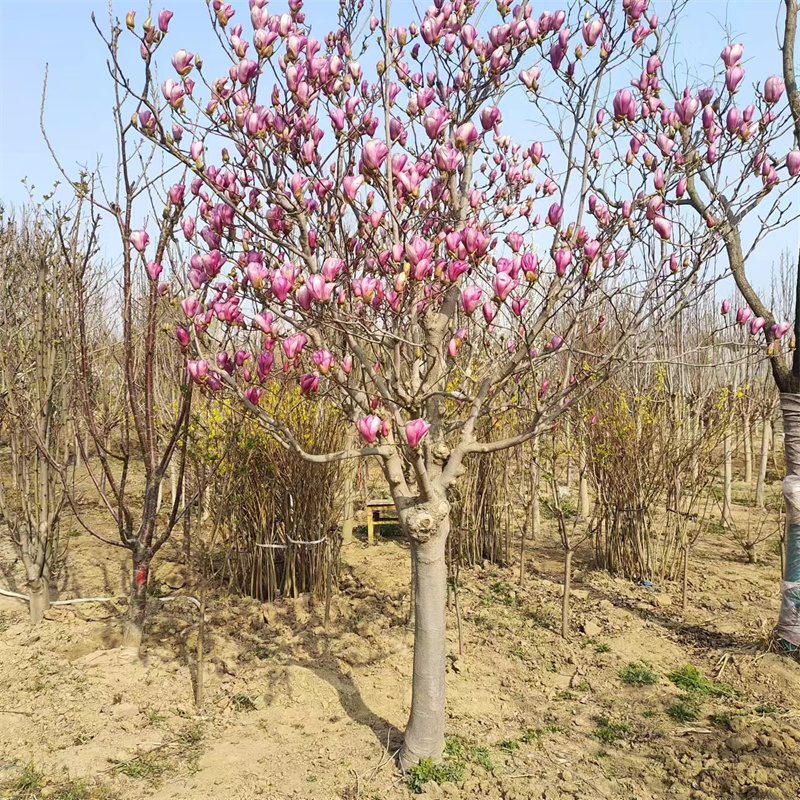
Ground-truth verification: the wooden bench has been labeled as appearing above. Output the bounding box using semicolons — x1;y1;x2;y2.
365;498;398;544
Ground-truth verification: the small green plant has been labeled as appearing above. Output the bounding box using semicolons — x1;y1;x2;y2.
231;693;257;711
12;763;44;795
755;703;778;715
619;661;657;686
145;710;166;725
307;774;318;783
668;665;734;697
490;580;517;606
521;725;563;745
593;717;630;745
595;642;611;654
471;746;494;773
497;738;519;753
554;689;575;701
666;702;699;722
113;758;166;779
405;758;464;794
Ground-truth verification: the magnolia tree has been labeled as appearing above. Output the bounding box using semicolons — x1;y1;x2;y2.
102;0;727;762
609;0;800;648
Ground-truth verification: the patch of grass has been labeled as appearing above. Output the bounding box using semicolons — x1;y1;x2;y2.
405;758;464;794
11;763;44;795
490;580;517;606
668;664;734;697
755;703;778;715
176;723;204;747
496;738;519;753
575;681;591;692
51;779;112;800
619;661;657;686
593;717;630;745
145;709;166;725
471;746;494;772
307;774;318;783
231;693;257;711
554;689;575;701
113;758;167;779
526;605;557;629
666;701;699;722
520;725;563;745
595;642;611;654
442;735;494;774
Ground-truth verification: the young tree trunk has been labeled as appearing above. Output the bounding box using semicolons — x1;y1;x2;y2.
722;430;733;525
123;552;150;651
742;415;753;488
755;417;771;509
578;449;590;519
561;549;573;639
681;543;689;613
776;395;800;648
400;513;449;768
27;573;51;625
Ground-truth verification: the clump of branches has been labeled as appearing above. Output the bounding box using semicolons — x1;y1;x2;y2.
214;386;346;602
585;376;729;583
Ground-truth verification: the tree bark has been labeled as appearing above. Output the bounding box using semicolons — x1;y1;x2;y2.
561;549;573;639
777;395;800;647
578;449;590;519
27;575;51;625
400;516;449;768
755;417;771;509
123;553;150;651
722;430;733;525
742;415;753;488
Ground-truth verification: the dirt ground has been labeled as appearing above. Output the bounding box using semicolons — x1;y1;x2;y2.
1;479;799;800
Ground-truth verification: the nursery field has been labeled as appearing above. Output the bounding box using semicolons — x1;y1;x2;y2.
1;482;798;800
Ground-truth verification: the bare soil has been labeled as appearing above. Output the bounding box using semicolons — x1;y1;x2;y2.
1;482;799;800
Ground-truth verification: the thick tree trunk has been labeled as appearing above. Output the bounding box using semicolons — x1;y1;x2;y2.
27;575;50;625
722;430;733;525
777;395;800;648
123;553;150;651
755;418;771;509
400;516;449;768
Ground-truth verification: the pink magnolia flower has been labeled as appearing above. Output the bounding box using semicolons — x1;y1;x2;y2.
653;216;672;241
554;248;573;276
613;89;636;121
181;216;196;239
158;8;173;32
493;272;515;301
361;138;389;171
721;299;731;315
721;43;744;68
283;332;308;360
546;203;563;226
787;149;800;176
299;373;319;394
725;66;745;93
130;229;149;252
479;106;501;131
146;261;163;281
357;414;383;444
765;75;785;104
343;175;365;200
582;18;603;46
312;349;335;374
772;321;792;339
461;286;482;314
171;49;194;77
749;316;765;336
736;307;751;326
454;122;479;150
244;386;262;406
405;418;430;448
175;326;190;347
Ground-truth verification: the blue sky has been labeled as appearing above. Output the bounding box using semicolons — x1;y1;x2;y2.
0;0;797;292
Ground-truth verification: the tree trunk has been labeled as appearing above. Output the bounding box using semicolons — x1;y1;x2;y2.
27;575;51;625
777;395;800;648
123;553;150;651
742;415;753;487
755;417;771;509
561;549;573;639
722;430;733;525
681;543;689;613
400;518;448;768
578;449;590;519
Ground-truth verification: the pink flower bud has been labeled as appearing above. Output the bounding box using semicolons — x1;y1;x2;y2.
721;299;730;315
146;261;163;281
130;229;149;252
357;414;383;444
736;307;751;326
158;8;173;32
405;418;430;448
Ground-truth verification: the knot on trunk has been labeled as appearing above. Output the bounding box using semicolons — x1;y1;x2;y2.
402;498;449;543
